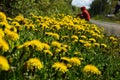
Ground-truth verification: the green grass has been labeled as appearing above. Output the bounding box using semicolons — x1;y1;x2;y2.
92;14;120;24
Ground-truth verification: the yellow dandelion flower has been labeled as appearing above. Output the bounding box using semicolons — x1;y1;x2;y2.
14;14;24;22
89;38;96;43
80;35;87;39
40;23;49;30
18;40;44;51
72;39;78;43
92;33;103;39
51;24;61;30
23;42;31;48
55;48;61;53
93;43;100;47
42;43;50;50
101;43;107;48
69;57;81;66
9;26;17;33
118;38;120;40
71;35;78;40
60;47;67;53
51;41;61;48
61;36;69;40
97;35;103;39
95;29;101;34
0;56;10;71
0;28;4;38
0;12;7;22
17;44;24;49
55;48;65;54
62;44;68;48
0;22;11;29
4;29;19;41
73;25;84;31
79;39;86;44
83;64;101;75
66;64;72;68
62;44;70;50
44;50;53;56
25;24;35;29
29;40;44;51
29;13;35;16
45;32;60;40
61;57;70;62
0;38;9;51
45;32;53;36
74;51;81;55
11;21;20;26
11;21;22;31
26;58;43;70
109;36;117;41
76;32;81;34
52;33;60;40
24;18;32;24
113;41;118;44
92;33;98;37
52;62;68;73
7;17;13;21
84;42;92;48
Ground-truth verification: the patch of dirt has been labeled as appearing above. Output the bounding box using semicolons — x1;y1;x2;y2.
90;19;120;37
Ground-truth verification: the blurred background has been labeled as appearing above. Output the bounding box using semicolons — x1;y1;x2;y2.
0;0;120;22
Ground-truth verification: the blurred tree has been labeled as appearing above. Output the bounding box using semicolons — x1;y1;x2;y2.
89;0;108;16
89;0;118;17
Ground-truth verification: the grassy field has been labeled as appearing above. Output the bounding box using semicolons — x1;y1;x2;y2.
92;14;120;24
0;12;120;80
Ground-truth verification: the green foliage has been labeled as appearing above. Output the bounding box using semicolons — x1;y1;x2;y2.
89;0;109;16
11;0;39;16
89;0;120;17
0;0;77;17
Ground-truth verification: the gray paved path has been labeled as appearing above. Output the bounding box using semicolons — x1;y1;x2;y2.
90;19;120;37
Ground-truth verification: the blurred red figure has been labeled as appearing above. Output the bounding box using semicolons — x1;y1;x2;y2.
76;6;90;21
